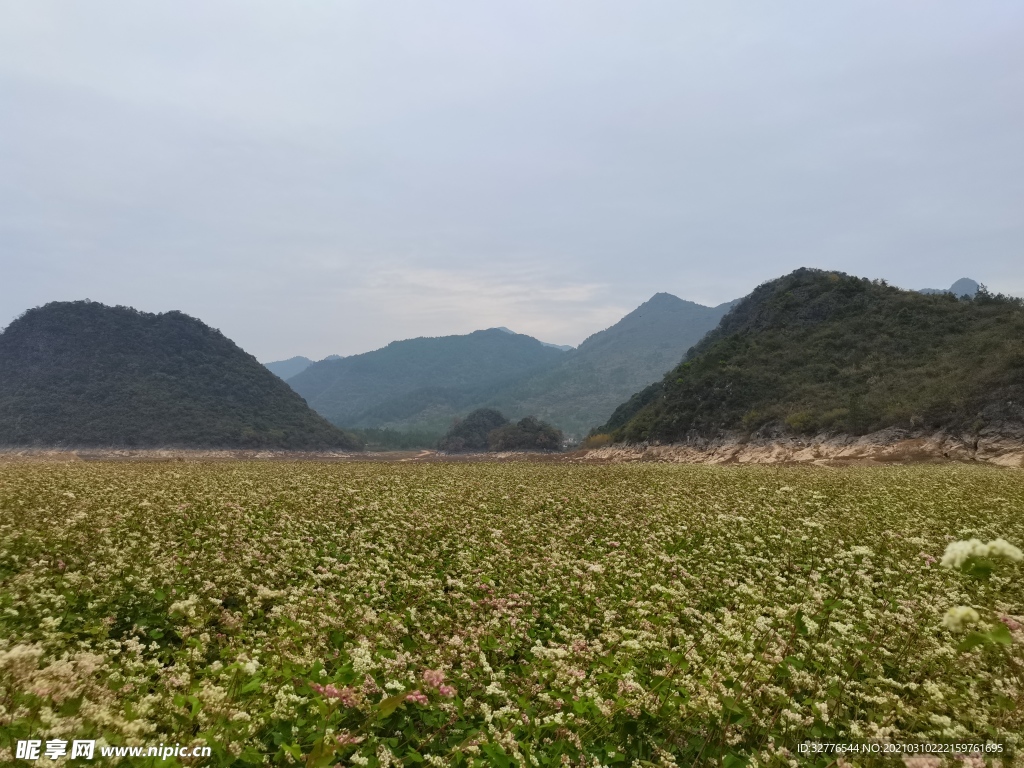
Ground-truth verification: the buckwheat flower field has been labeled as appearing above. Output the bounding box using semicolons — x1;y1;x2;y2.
1;461;1022;767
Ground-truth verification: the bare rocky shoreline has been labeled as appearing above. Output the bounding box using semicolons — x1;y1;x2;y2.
577;425;1024;468
2;426;1023;467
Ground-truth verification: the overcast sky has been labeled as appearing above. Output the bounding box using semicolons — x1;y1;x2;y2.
2;2;1022;360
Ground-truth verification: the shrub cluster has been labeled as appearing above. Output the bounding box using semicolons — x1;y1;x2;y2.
439;409;563;453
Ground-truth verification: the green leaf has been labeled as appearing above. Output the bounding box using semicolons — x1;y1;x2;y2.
721;697;744;714
987;623;1013;645
724;754;749;768
960;556;993;580
480;744;511;768
377;694;407;718
994;693;1016;710
239;747;265;764
795;611;808;636
957;632;988;652
241;675;263;693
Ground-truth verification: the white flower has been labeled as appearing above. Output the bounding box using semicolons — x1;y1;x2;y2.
940;537;1023;569
986;537;1023;562
940;539;989;569
941;606;979;632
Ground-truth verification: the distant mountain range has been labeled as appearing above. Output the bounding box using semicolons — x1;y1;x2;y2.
271;279;987;438
265;354;341;380
2;272;992;450
279;293;735;437
918;277;980;297
286;329;567;432
0;301;359;449
264;337;570;381
478;294;736;436
599;270;1022;443
265;355;314;379
493;327;574;352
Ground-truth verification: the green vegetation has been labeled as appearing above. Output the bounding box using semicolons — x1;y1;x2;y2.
437;408;509;452
0;301;361;449
582;433;614;449
2;461;1021;765
438;409;564;452
488;416;563;452
600;269;1024;443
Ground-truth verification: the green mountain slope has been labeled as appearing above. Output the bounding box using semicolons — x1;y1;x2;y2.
286;329;568;429
599;269;1024;443
0;301;360;449
480;293;735;436
287;295;734;437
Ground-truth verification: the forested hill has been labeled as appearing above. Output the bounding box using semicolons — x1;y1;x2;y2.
598;269;1024;443
286;329;568;428
0;301;360;449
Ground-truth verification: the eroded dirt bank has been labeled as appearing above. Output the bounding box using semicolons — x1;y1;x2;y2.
3;426;1023;467
578;426;1024;467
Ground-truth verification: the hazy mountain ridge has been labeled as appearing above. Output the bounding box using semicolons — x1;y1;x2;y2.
599;269;1024;443
918;277;980;297
494;327;573;351
285;293;735;437
0;301;360;449
265;356;314;380
287;329;568;429
474;293;736;436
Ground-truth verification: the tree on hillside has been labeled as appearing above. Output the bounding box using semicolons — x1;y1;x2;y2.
437;408;509;452
488;416;563;452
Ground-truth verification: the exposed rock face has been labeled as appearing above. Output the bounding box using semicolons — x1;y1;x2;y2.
580;425;1024;468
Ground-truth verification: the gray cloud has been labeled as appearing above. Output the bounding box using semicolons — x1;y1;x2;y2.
2;1;1021;359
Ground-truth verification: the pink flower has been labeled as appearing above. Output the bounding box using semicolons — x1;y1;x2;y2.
362;674;381;694
422;669;446;688
1001;614;1022;631
310;683;360;707
438;684;456;698
406;690;429;705
335;732;364;747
